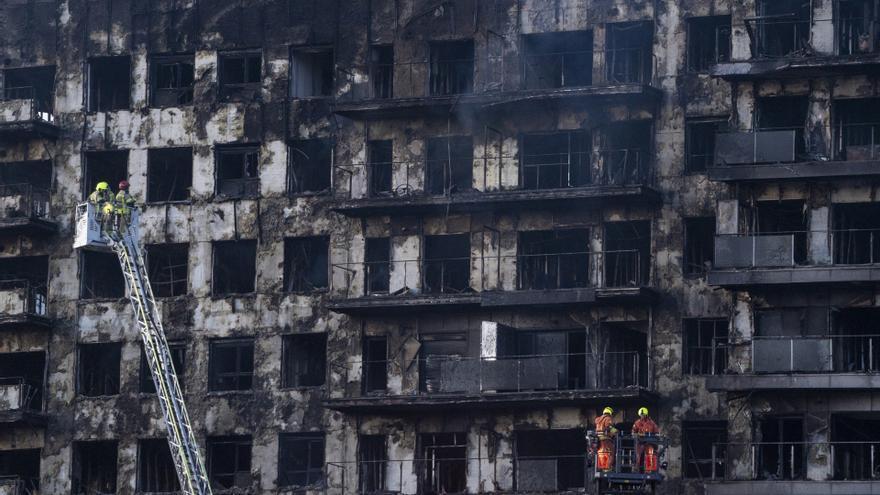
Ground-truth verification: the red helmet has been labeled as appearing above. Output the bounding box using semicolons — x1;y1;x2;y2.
118;180;129;190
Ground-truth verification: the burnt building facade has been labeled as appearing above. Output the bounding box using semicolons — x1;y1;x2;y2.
0;0;877;494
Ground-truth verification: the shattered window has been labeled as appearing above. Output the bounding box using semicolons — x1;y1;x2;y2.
216;144;260;199
753;0;811;58
3;65;55;116
839;0;879;56
518;229;591;290
77;342;121;396
605;22;653;84
283;236;329;292
279;433;325;488
80;250;126;299
138;439;180;493
147;147;192;202
88;56;131;111
219;51;261;99
604;221;651;286
522;31;593;89
207;436;252;490
289;139;333;195
687;16;731;71
683;217;715;275
282;333;327;387
682;421;727;479
146;243;189;297
212;240;256;295
139;341;186;393
521;131;591;189
72;441;118;495
208;339;254;392
685;119;723;173
419;432;467;494
290;47;334;98
683;318;728;375
150;55;194;106
429;40;474;96
426;136;473;195
423;234;470;293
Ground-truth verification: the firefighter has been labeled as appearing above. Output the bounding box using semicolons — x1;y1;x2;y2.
115;180;136;229
632;407;659;473
88;181;113;231
595;406;618;472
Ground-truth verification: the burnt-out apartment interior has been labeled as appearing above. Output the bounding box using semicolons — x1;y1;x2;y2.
6;0;880;494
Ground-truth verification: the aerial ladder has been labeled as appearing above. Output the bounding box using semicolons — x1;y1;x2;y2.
74;202;212;495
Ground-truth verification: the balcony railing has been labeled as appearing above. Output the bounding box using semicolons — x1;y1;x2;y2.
748;334;880;373
745;16;812;58
331;249;645;299
0;377;41;413
710;441;880;481
0;184;50;220
0;280;47;318
713;233;806;269
0;86;54;124
838;17;879;56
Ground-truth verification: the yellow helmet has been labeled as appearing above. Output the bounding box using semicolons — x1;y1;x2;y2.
638;407;649;417
603;407;613;415
96;181;109;191
102;203;114;215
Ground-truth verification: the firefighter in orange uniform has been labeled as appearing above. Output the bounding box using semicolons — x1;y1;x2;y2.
632;406;660;473
595;406;618;471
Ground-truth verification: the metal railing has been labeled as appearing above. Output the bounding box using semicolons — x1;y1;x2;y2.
713;232;806;269
838;17;879;56
0;476;37;495
744;334;880;374
0;279;47;317
832;228;880;265
711;441;880;481
0;86;54;123
0;184;50;219
0;377;41;412
604;47;653;84
746;16;812;58
331;249;645;299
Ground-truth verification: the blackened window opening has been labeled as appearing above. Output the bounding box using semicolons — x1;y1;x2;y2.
282;333;327;387
370;45;394;99
283;236;329;292
219;52;261;99
687;16;731;71
208;339;254;391
686;120;723;172
88;56;131;111
365;237;390;294
368;140;393;197
212;240;256;295
419;432;467;495
419;332;467;393
832;203;880;265
3;66;55;115
521;31;593;89
291;47;334;98
0;255;48;315
426;136;473;195
834;98;880;160
359;435;388;492
0;449;40;493
751;201;808;265
289;139;332;195
148;147;192;202
684;217;715;275
604;221;650;286
515;429;586;490
151;55;194;106
682;421;727;479
138;439;180;493
839;0;879;56
605;22;653;84
139;342;186;393
684;318;728;375
518;229;591;290
279;433;325;487
147;243;189;297
429;40;474;96
830;414;880;480
521;131;591;189
73;441;118;495
0;351;45;411
78;343;121;397
423;234;470;294
756;416;804;480
81;250;126;299
363;336;388;393
514;330;587;390
832;308;880;372
753;0;811;58
83;150;128;201
207;436;252;490
216;145;259;198
599;122;651;185
756;96;809;159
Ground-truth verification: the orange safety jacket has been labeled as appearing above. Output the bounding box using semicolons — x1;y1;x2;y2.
632;416;659;436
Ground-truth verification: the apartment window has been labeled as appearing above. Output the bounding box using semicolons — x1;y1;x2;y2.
147;147;192;202
682;421;727;479
207;436;252;490
831;414;880;480
598;121;651;185
283;236;329;292
369;45;393;98
751;200;809;264
521;31;593;89
756;96;809;159
419;333;467;392
216;144;259;199
150;55;194;106
290;47;334;98
839;0;879;56
365;237;391;294
80;251;126;299
423;234;470;294
518;230;591;290
138;439;180;493
289;138;332;195
279;433;325;487
212;240;257;295
753;0;811;58
429;40;474;96
606;22;653;84
684;319;728;375
834;98;880;160
139;342;186;393
359;435;387;492
685;119;723;173
684;217;715;275
368;139;393;197
604;221;651;287
419;432;466;494
147;243;189;297
515;430;586;490
282;333;326;388
362;336;388;393
0;256;48;317
72;441;118;495
833;203;880;265
83;150;128;201
514;330;588;390
0;449;40;493
426;136;473;195
687;16;731;71
78;343;121;396
209;339;254;392
88;56;131;111
521;131;591;189
756;416;804;480
3;65;55;115
219;51;261;99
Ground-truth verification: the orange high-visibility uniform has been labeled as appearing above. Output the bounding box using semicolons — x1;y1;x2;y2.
595;414;617;470
633;416;659;472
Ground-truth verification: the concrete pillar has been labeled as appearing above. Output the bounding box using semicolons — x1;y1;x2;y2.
809;206;831;265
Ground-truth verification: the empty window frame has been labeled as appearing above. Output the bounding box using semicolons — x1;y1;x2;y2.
514;330;588;390
216;144;259;198
0;256;48;316
429;40;474;96
289;138;332;195
78;342;121;396
359;435;388;492
750;200;809;264
604;221;651;286
283;236;329;292
208;339;254;391
83;150;128;201
150;55;194;106
0;351;46;411
362;336;388;394
830;414;880;479
138;439;180;493
0;449;40;492
684;318;728;375
290;47;334;98
684;217;715;275
88;56;131;111
3;65;55;115
147;147;192;202
279;433;325;487
518;229;591;290
838;0;879;56
833;98;880;160
282;333;326;388
687;16;732;71
423;234;471;294
365;237;391;294
682;421;727;479
605;22;653;84
419;333;468;393
212;240;257;295
426;136;473;195
72;441;118;495
753;0;811;58
598;122;652;185
515;429;586;490
756;96;809;159
521;31;593;89
685;119;724;173
419;432;467;494
832;308;880;372
219;51;261;98
207;436;252;490
755;416;804;480
139;342;186;393
368;139;393;197
80;250;126;299
147;243;189;297
369;45;394;99
521;131;591;189
832;203;880;265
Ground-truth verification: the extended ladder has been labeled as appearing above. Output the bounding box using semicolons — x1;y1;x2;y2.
108;224;212;495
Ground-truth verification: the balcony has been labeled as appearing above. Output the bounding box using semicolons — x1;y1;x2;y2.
325;351;653;413
0;378;46;427
326;250;654;314
0;87;59;140
0;281;49;330
0;183;55;236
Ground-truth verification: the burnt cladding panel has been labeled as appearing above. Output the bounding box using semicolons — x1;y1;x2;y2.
715;131;797;165
517;460;557;491
753;235;795;267
714;236;754;268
